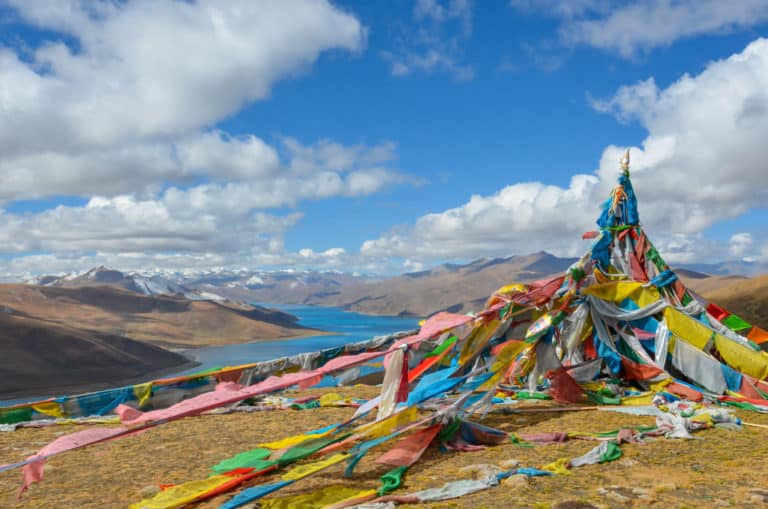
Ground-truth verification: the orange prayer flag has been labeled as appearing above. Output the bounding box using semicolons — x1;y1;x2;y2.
747;326;768;344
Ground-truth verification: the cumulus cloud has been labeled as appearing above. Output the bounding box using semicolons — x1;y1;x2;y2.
0;135;406;255
363;38;768;264
511;0;768;57
1;0;363;152
381;0;474;80
0;196;301;254
729;233;754;259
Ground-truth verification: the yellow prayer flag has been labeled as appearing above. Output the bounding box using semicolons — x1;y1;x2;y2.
648;378;673;392
259;430;331;450
541;457;572;475
261;486;377;509
620;393;655;406
714;335;768;380
280;453;349;481
32;401;64;419
496;283;528;295
479;340;529;390
355;406;419;439
129;475;232;509
133;382;153;408
459;319;500;365
582;282;660;307
664;308;713;350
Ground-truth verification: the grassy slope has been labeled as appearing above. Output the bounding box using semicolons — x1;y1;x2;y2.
1;386;767;508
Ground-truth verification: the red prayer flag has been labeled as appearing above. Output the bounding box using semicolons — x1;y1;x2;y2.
374;424;442;467
706;303;729;322
396;349;409;403
546;367;586;403
665;382;703;402
620;356;664;381
739;375;767;401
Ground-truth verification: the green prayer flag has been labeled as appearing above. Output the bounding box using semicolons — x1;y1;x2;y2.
427;335;457;358
646;246;666;271
211;448;274;474
509;433;533;447
438;417;461;443
599;441;622;463
0;406;33;425
586;391;621;405
516;391;552;400
722;314;752;332
291;400;320;410
378;466;408;496
278;434;347;465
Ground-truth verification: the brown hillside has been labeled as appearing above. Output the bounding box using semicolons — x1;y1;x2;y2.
0;312;194;399
304;253;576;316
678;272;749;296
0;284;318;349
698;274;768;329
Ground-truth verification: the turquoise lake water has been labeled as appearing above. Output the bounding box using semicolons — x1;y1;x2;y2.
167;304;419;375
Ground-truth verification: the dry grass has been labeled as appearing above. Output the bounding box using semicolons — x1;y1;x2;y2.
2;386;768;509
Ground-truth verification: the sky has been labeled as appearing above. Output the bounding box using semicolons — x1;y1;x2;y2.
0;0;767;276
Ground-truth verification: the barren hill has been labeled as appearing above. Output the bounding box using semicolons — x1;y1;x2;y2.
297;252;578;316
695;274;768;329
0;284;318;349
0;312;195;399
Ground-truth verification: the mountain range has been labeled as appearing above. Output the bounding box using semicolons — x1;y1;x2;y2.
29;252;768;324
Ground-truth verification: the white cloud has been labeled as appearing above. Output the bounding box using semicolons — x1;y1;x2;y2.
415;0;473;32
404;259;426;272
0;133;406;203
511;0;768;58
0;196;302;254
509;0;609;19
381;0;474;80
729;233;754;259
1;0;363;152
0;135;407;256
363;38;768;263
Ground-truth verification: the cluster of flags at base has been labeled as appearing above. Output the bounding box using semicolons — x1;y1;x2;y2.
3;151;768;507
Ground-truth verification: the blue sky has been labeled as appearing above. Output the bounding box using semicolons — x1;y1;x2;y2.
0;0;767;276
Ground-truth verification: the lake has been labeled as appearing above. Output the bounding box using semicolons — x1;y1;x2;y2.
174;304;420;375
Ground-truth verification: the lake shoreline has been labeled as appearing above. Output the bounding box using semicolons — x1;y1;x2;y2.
0;305;419;405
